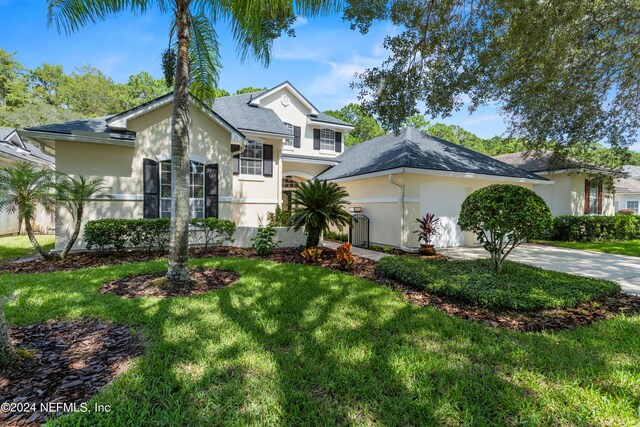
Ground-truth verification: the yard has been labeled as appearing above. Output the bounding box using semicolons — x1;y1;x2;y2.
539;240;640;257
2;255;640;425
0;234;55;263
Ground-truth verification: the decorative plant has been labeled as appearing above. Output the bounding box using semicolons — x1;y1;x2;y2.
335;242;354;270
288;180;351;248
301;246;323;264
415;213;441;245
266;205;292;227
190;217;236;249
251;223;280;256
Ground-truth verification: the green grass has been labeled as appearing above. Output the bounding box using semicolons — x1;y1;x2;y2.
538;240;640;257
0;234;55;262
1;258;639;425
377;256;621;311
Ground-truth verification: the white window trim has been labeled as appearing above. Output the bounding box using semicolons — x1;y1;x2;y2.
240;140;263;176
626;200;639;214
319;128;335;151
283;122;295;148
160;160;205;219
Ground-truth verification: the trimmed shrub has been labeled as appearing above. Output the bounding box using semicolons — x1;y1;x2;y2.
376;256;620;311
190;217;236;248
251;223;280;256
617;209;636;216
549;215;640;242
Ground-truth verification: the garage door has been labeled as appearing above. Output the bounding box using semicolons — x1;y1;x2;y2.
419;181;468;247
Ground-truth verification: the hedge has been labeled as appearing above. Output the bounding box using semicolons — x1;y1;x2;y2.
549;215;640;242
84;217;235;252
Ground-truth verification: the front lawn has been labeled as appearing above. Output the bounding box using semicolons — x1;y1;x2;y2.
538;240;640;257
376;256;620;311
0;234;55;262
2;258;639;425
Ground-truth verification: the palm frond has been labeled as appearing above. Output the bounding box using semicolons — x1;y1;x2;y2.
188;11;222;102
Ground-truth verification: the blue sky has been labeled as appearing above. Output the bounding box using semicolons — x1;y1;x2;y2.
0;0;618;145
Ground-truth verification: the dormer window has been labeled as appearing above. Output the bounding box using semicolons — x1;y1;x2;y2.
284;122;294;147
320;129;335;151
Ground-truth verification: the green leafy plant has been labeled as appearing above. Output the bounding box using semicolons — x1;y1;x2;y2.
335;242;354;270
84;218;170;252
251;223;280;256
324;230;348;242
458;184;552;273
415;213;441;245
190;217;236;248
301;246;323;264
266;205;292;227
550;215;640;242
288;180;351;248
616;209;637;216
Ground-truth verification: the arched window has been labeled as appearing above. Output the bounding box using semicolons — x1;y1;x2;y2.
160;160;205;219
320;129;335;151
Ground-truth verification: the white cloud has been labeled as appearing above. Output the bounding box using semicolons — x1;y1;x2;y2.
293;16;308;27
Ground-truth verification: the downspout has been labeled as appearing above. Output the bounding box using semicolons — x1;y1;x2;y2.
388;174;407;250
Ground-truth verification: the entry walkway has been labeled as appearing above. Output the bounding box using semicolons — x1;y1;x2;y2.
440;243;640;295
322;241;390;262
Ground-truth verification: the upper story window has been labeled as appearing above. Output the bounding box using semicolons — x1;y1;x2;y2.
160;160;204;219
320;129;335;151
241;140;263;175
284;122;294;147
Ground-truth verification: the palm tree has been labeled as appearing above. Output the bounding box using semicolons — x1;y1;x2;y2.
56;175;112;258
288;180;351;248
0;161;56;260
47;0;339;284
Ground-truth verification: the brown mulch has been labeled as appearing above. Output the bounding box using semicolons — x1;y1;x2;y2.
99;268;239;298
0;319;143;427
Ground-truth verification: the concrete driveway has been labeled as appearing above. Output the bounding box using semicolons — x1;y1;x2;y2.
439;243;640;295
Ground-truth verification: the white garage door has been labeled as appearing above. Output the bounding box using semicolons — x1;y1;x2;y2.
419;181;469;247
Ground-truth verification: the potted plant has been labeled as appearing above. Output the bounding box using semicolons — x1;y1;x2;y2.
415;213;441;255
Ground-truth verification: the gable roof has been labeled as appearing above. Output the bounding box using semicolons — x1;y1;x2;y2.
248;81;319;115
308;111;354;128
493;151;611;174
0;128;54;166
0;128;16;141
622;165;640;179
25;116;136;141
316;127;547;182
212;92;291;136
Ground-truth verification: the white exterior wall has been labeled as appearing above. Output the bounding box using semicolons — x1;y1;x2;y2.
615;193;640;213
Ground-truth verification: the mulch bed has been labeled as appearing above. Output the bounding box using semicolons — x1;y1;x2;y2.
99;268;239;298
0;319;143;426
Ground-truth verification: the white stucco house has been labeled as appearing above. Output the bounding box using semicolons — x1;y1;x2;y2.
18;81;615;252
614;165;640;213
0;128;55;236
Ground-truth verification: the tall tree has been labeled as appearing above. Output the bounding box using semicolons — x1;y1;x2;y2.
120;71;169;109
323;103;385;145
56;65;123;116
48;0;339;285
29;63;65;105
344;0;640;159
0;49;30;109
235;86;268;95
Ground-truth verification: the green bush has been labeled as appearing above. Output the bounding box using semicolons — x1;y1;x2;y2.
190;217;236;248
266;205;292;227
324;230;348;242
549;215;640;242
251;223;280;256
458;184;552;272
376;256;620;311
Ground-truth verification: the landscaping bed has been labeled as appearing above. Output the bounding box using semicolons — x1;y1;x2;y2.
0;319;143;426
99;268;239;298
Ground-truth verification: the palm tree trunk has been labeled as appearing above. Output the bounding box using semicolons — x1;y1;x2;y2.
0;298;15;370
306;228;321;248
166;0;192;285
61;206;82;259
24;214;52;260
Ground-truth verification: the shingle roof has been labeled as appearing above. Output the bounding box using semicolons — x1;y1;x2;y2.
0;140;54;166
212;92;291;136
0;128;16;141
25;116;136;140
493;151;609;174
316;127;546;181
308;111;354;127
282;153;340;164
622;165;640;179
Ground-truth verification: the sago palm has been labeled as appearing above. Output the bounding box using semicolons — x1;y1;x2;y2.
0;161;56;260
288;180;351;248
47;0;340;284
56;175;113;258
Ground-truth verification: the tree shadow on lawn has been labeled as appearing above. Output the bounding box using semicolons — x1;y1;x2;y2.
2;259;640;425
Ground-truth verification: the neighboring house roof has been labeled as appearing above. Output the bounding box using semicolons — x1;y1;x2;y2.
316;127;547;182
282;153;340;165
0;128;54;167
212;92;291;136
622;165;640;179
25;116;136;141
615;177;640;193
493;150;610;174
308;111;353;127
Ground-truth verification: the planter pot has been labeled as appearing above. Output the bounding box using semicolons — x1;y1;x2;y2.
419;244;437;256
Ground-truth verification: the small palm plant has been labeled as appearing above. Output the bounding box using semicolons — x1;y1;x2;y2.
288;180;351;248
0;162;56;259
56;175;112;258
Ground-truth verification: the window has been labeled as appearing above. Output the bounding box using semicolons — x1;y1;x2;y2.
282;176;302;211
320;129;335;151
160;160;204;219
589;180;599;214
284;123;294;147
627;201;639;214
241;140;263;175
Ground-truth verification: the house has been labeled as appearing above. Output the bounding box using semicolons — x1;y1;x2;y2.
494;151;615;217
614;165;640;213
0;128;55;236
20;82;354;251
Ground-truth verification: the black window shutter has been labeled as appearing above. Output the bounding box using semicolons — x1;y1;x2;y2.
263;144;273;177
231;144;240;175
313;129;320;150
293;126;301;148
205;163;219;218
143;158;159;218
335;132;342;152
